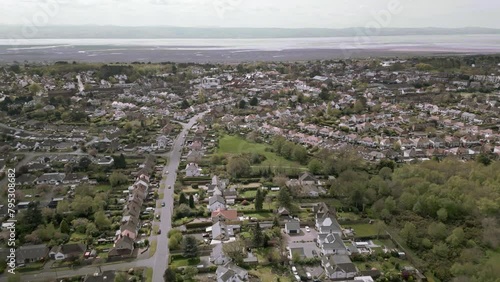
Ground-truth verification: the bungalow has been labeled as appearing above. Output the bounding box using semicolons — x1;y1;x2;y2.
216;262;249;282
285;221;301;234
209;195;226;212
185;163;202;177
0;244;49;264
299;172;317;186
96;156;114;166
15;174;37;186
49;243;86;260
36;173;66;185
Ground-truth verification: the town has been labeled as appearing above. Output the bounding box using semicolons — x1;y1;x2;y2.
0;56;499;282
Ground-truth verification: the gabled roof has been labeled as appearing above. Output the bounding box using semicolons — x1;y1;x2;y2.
285;221;301;230
209;195;226;206
16;244;49;260
211;209;238;221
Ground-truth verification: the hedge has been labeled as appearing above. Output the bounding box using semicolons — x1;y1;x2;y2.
185;221;213;229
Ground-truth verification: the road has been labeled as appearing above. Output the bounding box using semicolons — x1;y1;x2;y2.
151;112;204;282
13;112;205;282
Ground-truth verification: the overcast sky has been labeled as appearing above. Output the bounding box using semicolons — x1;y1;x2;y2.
1;0;499;29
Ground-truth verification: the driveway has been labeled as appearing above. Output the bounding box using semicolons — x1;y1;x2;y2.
285;228;320;259
284;228;318;243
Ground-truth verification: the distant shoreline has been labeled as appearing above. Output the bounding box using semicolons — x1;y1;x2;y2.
1;46;499;64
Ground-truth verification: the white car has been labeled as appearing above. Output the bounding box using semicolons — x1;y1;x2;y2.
305;226;310;232
292;266;298;274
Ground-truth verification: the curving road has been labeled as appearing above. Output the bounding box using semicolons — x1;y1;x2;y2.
13;112;205;282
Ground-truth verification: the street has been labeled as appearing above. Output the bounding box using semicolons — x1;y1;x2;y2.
14;112;206;282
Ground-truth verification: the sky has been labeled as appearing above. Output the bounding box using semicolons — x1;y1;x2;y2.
0;0;499;29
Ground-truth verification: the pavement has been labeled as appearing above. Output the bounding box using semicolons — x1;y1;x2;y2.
11;112;207;282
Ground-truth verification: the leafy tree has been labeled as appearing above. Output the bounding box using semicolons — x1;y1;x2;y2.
164;268;177;282
71;195;94;216
238;99;247;109
226;156;251;178
223;240;246;264
292;145;308;164
78;157;92;170
28;83;42;95
183;266;198;281
60;219;70;234
181;99;190;109
308;159;322;175
182;236;199;258
109;172;128;187
94;210;111;230
249;96;258;106
114;272;128;282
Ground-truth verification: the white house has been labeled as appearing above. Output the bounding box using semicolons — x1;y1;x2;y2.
201;77;221;89
185;163;202;177
216;262;249;282
209;195;226;212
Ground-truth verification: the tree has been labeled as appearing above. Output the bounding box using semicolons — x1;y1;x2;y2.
78;157;92;170
60;219;70;234
164;268;177;282
181;99;190;109
308;159;323;175
188;194;195;209
319;88;330;100
179;192;188;205
114;272;128;282
238;99;246;109
28;83;42;95
71;195;94;216
182;236;199;258
252;223;264;248
292;145;308;164
113;154;127;169
109;172;128;187
226;156;251;178
277;187;292;209
223;240;246;264
255;189;264;211
183;266;198;281
249;96;258;106
94;210;111;230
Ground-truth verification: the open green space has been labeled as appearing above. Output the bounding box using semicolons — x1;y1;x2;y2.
346;223;380;237
217;135;305;168
169;257;201;268
250;267;292;282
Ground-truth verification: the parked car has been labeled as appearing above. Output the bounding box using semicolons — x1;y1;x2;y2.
312;250;318;257
305;226;310;232
292;266;298;275
157;229;161;235
294;274;301;282
161;202;165;207
202;233;210;238
306;272;312;280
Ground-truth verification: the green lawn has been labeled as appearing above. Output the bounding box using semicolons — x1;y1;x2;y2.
241;190;257;198
245;212;274;220
169;257;200;268
347;223;379;237
149;239;157;257
144;268;153;282
217;135;305;168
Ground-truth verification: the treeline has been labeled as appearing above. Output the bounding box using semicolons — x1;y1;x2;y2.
323;151;500;281
272;136;308;164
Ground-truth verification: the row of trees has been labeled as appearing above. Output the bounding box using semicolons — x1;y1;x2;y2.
272;136;308;164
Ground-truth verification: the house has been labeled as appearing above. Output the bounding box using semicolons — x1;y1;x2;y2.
15;174;37;186
285;221;301;234
114;236;135;252
216;262;249;282
316;214;342;234
0;244;49;264
49;243;86;260
63;173;88;184
201;77;221;89
322;255;358;280
35;173;66;185
211;222;235;241
276;207;290;217
185;163;202;177
210;243;231;265
317;233;348;256
223;187;237;205
190;140;203;151
209;195;226;212
96;156;114;166
186;150;204;163
83;270;116;282
212;209;239;223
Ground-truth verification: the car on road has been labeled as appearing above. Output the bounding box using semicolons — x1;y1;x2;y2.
161;202;165;207
305;226;310;232
168;185;171;189
157;229;161;235
166;171;169;174
156;214;160;220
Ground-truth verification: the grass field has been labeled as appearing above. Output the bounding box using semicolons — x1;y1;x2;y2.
169;257;200;268
217;135;305;168
346;223;380;237
144;268;153;282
